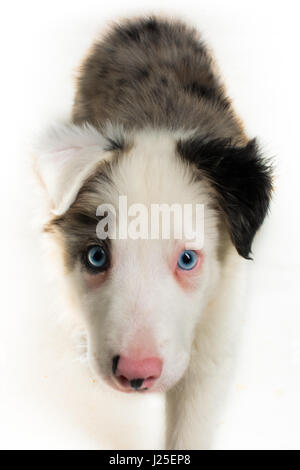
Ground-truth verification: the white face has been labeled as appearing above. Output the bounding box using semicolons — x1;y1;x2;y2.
71;235;218;393
37;125;221;393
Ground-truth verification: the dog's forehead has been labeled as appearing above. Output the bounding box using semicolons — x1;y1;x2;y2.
111;237;180;260
102;130;206;207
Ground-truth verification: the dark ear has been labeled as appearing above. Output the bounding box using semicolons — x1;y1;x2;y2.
177;138;273;259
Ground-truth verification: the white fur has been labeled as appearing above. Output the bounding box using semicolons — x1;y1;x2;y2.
35;123;112;215
36;125;246;449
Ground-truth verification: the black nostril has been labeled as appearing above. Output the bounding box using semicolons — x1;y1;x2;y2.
130;378;144;390
112;355;120;375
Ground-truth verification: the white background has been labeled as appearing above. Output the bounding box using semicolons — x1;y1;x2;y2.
0;0;300;449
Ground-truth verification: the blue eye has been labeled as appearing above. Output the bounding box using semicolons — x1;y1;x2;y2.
177;250;198;271
86;246;109;271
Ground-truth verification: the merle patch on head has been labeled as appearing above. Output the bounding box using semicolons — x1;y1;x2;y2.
97;66;109;79
183;82;230;109
118;24;141;43
133;67;150;82
160;76;168;86
184;82;215;99
177;138;273;259
144;18;160;34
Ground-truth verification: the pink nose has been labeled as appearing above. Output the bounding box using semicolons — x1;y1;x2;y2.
113;355;163;390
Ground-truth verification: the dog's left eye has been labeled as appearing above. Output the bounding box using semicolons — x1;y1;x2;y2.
85;245;109;272
177;250;198;271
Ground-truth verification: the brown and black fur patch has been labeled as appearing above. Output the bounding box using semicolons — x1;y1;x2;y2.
72;16;246;145
45;161;115;271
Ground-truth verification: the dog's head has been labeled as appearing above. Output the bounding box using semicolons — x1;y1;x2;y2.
35;123;272;393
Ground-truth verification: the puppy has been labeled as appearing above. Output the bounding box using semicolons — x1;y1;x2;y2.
35;17;272;449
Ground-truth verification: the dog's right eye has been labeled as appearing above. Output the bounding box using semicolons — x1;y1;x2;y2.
84;245;109;272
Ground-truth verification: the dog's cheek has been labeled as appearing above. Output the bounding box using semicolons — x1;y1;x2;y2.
83;271;108;289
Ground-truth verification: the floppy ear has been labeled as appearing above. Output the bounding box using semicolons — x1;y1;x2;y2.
177;137;273;259
34;123;112;216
